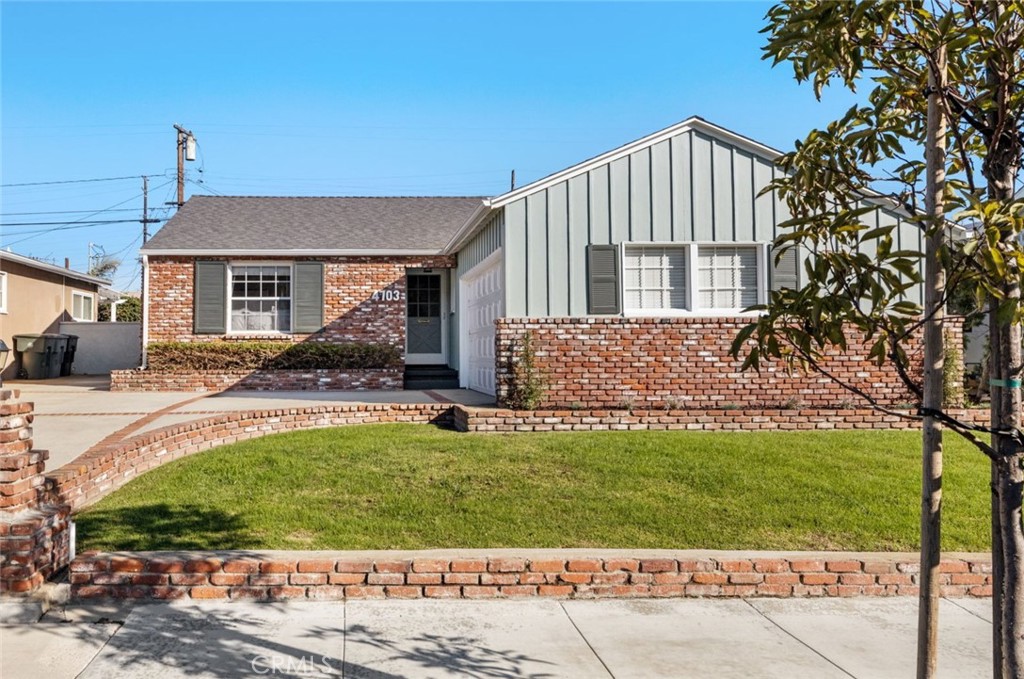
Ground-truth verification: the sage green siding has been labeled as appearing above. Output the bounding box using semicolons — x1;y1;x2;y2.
450;211;503;369
500;128;920;316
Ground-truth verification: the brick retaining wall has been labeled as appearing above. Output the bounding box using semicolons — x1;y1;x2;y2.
110;368;403;392
46;403;991;513
69;551;992;601
452;406;991;433
46;404;452;511
495;317;961;409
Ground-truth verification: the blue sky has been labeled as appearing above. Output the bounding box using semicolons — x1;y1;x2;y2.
1;1;864;291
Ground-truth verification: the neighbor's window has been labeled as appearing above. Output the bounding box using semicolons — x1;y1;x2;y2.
230;265;291;332
71;291;95;321
697;245;759;311
623;245;688;312
0;272;7;313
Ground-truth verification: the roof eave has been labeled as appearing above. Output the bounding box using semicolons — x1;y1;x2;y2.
140;248;447;257
442;200;494;254
0;251;111;287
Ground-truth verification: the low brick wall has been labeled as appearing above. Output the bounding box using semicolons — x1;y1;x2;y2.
1;390;72;593
69;551;992;601
495;317;958;409
46;404;452;511
109;368;403;392
452;406;991;433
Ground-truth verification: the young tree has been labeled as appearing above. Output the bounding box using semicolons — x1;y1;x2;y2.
731;3;1023;676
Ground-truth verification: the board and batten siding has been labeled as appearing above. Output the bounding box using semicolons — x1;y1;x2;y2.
502;129;923;317
449;211;504;369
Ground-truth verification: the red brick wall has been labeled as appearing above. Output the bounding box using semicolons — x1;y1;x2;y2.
496;317;948;409
69;551;991;601
46;403;453;511
146;255;454;349
0;389;72;593
452;406;990;433
109;368;403;392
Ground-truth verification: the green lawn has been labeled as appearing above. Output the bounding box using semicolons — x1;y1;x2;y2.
76;425;992;552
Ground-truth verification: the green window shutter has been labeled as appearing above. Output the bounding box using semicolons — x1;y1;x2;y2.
293;262;324;333
770;244;800;292
587;244;621;315
194;261;227;334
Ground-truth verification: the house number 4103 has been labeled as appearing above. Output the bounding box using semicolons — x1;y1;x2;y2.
371;290;402;302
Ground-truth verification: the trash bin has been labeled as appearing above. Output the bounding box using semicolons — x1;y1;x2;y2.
46;334;68;378
13;334;67;379
60;334;79;377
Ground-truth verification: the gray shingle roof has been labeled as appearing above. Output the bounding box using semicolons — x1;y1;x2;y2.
142;196;484;253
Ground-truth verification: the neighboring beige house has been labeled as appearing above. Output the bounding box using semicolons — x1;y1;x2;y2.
0;251;110;380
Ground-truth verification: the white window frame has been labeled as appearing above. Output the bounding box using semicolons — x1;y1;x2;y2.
226;262;294;335
0;272;7;314
620;241;768;317
71;290;95;322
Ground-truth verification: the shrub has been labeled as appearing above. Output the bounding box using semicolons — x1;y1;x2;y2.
501;331;546;410
146;341;402;371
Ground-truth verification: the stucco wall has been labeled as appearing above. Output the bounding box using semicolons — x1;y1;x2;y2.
0;259;100;380
59;322;141;374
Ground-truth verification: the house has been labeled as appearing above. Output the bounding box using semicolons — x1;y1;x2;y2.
135;117;928;407
0;251;110;380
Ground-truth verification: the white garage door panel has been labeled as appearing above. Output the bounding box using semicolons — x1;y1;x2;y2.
462;255;503;396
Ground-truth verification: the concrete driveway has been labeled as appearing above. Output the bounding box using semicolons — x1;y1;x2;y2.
8;376;493;470
0;597;993;678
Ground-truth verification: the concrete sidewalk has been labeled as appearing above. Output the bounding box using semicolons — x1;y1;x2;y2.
0;597;992;678
9;376;493;469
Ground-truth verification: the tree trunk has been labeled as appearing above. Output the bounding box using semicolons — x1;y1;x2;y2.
984;2;1024;672
991;305;1004;676
917;43;947;679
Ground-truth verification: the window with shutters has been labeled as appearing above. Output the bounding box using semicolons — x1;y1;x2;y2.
229;265;291;333
696;245;759;311
623;246;688;312
617;242;765;315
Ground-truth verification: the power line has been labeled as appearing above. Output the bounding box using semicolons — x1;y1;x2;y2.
1;175;149;188
0;179;174;247
0;207;171;217
1;219;154;227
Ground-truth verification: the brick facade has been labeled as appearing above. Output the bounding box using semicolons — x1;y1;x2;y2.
109;368;403;392
0;390;72;593
69;551;991;601
495;317;952;409
146;254;453;347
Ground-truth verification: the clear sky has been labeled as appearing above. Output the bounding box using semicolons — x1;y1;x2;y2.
1;1;865;292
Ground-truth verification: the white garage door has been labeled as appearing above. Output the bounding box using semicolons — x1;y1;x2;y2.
461;253;503;396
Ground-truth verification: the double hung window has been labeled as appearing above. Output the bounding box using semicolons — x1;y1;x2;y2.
229;265;291;332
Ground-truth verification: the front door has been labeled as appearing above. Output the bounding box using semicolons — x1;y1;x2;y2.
406;273;445;364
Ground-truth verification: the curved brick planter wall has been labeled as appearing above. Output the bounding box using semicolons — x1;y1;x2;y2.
495;317;963;409
45;404;992;513
69;550;992;601
109;368;403;392
45;404;451;511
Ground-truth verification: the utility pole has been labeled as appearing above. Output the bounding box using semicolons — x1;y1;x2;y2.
139;175;160;243
510;170;516;191
173;124;196;208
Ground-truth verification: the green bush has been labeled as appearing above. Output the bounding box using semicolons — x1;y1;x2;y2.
146;341;402;371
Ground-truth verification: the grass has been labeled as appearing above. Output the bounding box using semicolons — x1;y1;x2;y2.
76;425;992;552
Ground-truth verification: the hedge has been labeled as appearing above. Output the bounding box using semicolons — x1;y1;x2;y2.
146;341;403;371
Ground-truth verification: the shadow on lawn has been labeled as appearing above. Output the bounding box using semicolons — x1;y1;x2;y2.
75;503;257;551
